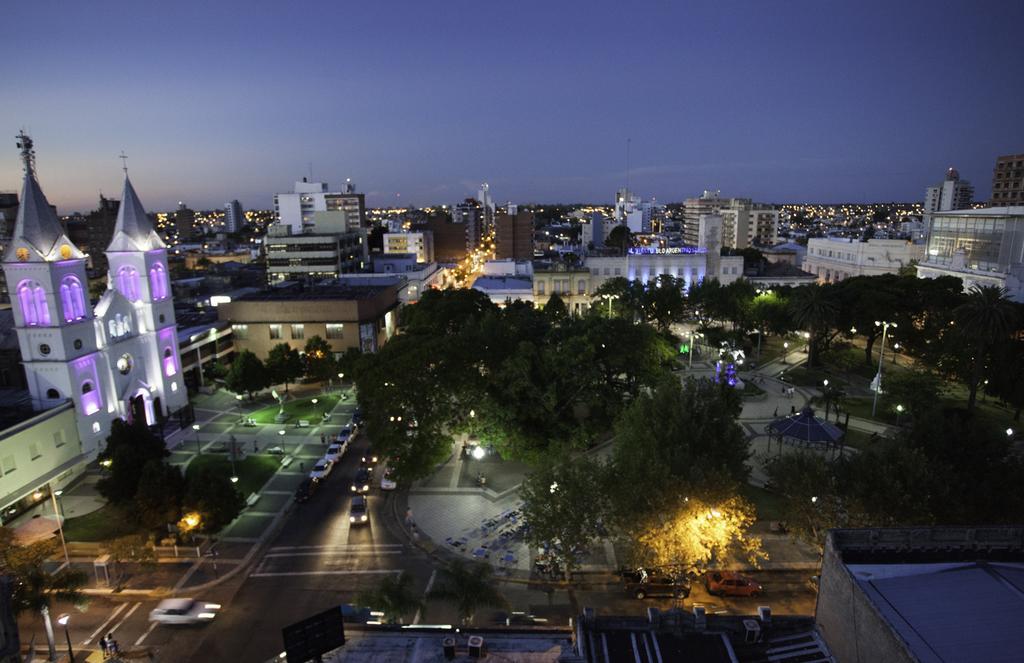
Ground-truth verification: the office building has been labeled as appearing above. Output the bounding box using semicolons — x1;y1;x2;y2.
224;199;245;233
495;209;533;261
803;237;924;283
477;183;495;232
923;167;973;215
264;224;368;284
916;206;1024;301
383;231;434;263
614;188;653;234
992;153;1024;206
683;191;775;248
452;198;483;251
83;194;120;273
218;283;399;356
273;178;366;234
580;212;609;250
172;201;196;239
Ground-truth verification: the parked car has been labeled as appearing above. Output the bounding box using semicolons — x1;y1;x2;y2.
705;571;763;597
324;442;346;463
309;458;334;481
349;495;369;524
494;611;550;626
294;478;319;503
352;407;364;425
620;567;691;600
361;446;378;468
265;445;285;456
380;467;397;491
351;467;371;493
336;426;354;444
149;598;221;624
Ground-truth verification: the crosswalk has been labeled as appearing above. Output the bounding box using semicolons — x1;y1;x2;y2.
250;543;406;578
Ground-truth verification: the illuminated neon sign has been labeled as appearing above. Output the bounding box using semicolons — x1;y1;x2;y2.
627;247;707;255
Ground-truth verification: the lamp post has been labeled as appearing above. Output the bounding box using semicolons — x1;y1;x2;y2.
598;293;619;319
871;320;897;417
783;341;789;364
56;613;73;663
278;428;287;454
192;423;201;456
234;394;244;423
49;487;69;567
896;404;904;427
688;331;703;369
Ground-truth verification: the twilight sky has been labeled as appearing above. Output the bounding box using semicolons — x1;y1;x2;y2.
2;0;1022;213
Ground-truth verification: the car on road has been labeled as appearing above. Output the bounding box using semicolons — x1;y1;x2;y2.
361;446;378;469
352;407;364;425
620;567;691;599
336;426;355;444
149;598;221;624
265;445;285;455
351;467;371;493
324;442;346;463
309;458;334;480
494;611;550;626
380;467;397;491
294;478;318;503
350;495;369;524
705;571;763;597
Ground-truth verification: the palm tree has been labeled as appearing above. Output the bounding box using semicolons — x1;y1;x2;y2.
0;529;87;662
427;560;508;625
789;284;838;367
954;286;1020;412
355;571;424;624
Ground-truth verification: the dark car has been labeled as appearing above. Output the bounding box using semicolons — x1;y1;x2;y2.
351;467;371;493
704;571;763;597
621;567;691;600
352;407;364;425
294;478;318;503
349;495;369;525
360;446;378;469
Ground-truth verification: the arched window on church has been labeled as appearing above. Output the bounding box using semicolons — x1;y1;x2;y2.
16;280;50;326
149;263;168;300
116;266;140;302
163;347;177;377
59;275;87;322
80;380;100;415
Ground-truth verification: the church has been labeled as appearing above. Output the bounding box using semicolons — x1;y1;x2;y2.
2;133;187;456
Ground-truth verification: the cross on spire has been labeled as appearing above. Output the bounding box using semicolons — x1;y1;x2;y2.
16;131;35;177
119;151;128;174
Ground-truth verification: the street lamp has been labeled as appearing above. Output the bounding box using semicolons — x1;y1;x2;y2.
192;423;201;456
235;394;244;423
471;446;485;460
871;321;897;417
56;613;73;663
688;331;703;369
783;341;789;364
598;293;619;318
896;404;904;426
1007;428;1014;438
50;487;69;567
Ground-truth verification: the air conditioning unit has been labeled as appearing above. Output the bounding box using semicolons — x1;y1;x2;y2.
468;635;485;659
743;619;761;644
758;606;772;626
442;636;456;660
692;606;706;632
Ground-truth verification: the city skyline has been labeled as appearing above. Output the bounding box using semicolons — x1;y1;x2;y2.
3;0;1023;213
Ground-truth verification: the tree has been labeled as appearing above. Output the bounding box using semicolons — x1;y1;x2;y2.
543;292;569;320
642;275;688;331
97;418;169;503
427;560;508;624
0;529;87;662
134;460;185;531
593;277;644;320
520;456;608;575
788;283;838;367
986;339;1024;421
224;350;269;399
952;286;1020;412
355;572;423;624
303;335;337;383
606;224;632;255
265;343;303;394
107;534;158;589
184;465;245;533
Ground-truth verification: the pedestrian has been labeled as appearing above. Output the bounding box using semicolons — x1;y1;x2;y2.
99;634;109;659
110;637;120;658
253;439;258;453
320;433;326;446
299;461;305;473
791;405;796;414
773;407;778;417
405;508;414;526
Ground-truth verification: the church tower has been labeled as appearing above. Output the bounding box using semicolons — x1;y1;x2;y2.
101;167;188;426
2;133;109;448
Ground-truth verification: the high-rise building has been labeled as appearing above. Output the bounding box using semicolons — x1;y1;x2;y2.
614;188;653;234
273;178;366;234
683;191;776;249
682;190;727;245
264;224;368;284
224;199;245;233
991;154;1024;206
84;194;120;272
923;167;973;214
421;215;471;262
495;209;533;261
172;201;196;239
383;231;434;263
453;198;483;251
477;183;495;232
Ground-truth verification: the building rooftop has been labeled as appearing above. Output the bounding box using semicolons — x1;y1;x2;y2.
314;628;571;663
234;283;395;302
930;206;1024;216
472;276;533;291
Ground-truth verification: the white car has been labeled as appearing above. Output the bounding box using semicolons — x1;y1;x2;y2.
149;598;220;624
324;442;346;463
336;426;355;444
380;467;397;491
309;458;334;480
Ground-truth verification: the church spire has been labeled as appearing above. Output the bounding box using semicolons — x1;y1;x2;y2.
3;132;82;263
107;174;165;252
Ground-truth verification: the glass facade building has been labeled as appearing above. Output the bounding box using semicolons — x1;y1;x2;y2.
925;209;1024;273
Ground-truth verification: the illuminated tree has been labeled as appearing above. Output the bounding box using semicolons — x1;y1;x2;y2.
303;335;337;382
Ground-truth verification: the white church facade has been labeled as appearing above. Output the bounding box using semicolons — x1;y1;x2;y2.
0;133;187;490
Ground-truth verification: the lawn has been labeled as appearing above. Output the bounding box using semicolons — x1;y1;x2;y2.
186;454;281;496
778;365;845;389
248;393;341;424
62;504;141;542
742;381;765;397
842;427;884;451
741;484;786;522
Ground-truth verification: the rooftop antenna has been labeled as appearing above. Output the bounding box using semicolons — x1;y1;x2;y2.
119;150;128;174
308;162;313;181
626;137;631;193
16;130;35;177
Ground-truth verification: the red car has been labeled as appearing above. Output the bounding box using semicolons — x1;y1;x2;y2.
704;571;763;597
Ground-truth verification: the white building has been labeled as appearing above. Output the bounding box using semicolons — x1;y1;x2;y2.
802;237;925;283
265;224;367;283
273;178;365;234
614;188;653;234
223;199;244;233
916;206;1024;302
2;134;188;463
477;183;495;232
924;167;974;215
719;204;778;249
383;231;434;263
585;248;742;290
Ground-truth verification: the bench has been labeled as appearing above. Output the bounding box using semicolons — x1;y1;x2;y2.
296;419;310;428
245;492;260;507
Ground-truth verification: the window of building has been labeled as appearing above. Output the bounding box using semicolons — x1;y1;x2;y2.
232;324;249;340
16;279;50;326
28;443;40;460
577;280;586;295
163;347;177;377
92;421;101;434
116;266;141;301
326;324;344;339
269;324;282;340
2;456;14;474
614;268;621;276
46;388;60;399
59;275;87;322
149;262;169;300
290;324;305;340
537;281;545;295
